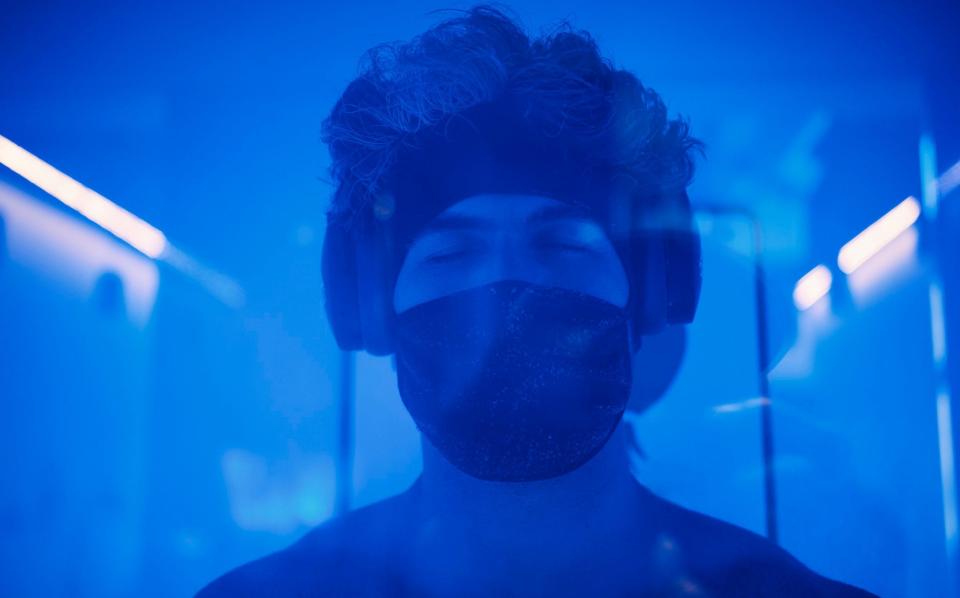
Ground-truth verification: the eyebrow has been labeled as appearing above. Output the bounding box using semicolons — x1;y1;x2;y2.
525;203;592;225
418;203;593;236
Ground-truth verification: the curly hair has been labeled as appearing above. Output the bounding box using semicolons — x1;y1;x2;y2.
320;4;703;232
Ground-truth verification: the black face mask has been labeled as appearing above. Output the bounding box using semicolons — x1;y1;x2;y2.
394;281;633;482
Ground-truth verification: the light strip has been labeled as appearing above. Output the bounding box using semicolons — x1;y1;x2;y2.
938;386;959;563
0;134;168;259
713;396;771;414
837;196;920;275
920;135;939;219
930;277;948;367
939;159;960;197
793;264;832;311
930;281;955;562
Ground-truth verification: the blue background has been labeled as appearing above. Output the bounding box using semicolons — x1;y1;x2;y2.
1;1;959;595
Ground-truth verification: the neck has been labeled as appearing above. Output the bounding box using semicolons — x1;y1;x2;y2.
412;422;643;543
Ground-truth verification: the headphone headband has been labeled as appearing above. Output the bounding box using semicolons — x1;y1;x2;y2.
322;185;701;355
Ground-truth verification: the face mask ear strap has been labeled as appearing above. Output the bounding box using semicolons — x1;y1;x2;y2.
635;234;669;335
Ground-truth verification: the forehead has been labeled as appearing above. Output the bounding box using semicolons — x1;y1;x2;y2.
419;193;592;233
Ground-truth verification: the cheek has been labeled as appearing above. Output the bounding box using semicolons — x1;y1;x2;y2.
393;258;492;314
392;266;429;315
545;251;629;309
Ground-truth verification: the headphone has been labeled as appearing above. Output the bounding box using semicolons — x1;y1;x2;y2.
321;186;702;356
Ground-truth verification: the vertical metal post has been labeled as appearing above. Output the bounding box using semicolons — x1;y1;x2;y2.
698;205;780;543
751;218;779;544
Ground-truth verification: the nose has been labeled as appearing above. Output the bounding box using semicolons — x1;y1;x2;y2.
490;232;548;287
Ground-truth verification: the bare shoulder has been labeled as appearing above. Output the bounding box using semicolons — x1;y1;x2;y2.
638;485;878;597
194;491;414;597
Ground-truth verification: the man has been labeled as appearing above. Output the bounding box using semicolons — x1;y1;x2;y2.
199;6;874;596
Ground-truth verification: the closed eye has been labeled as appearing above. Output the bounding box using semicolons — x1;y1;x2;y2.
408;231;487;266
541;240;590;251
532;220;605;255
535;237;597;254
423;246;478;263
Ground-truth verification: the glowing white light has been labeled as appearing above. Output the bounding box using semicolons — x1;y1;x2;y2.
221;449;335;533
837;196;921;275
920;135;939;219
931;282;948;367
937;386;959;561
713;397;770;414
793;264;832;311
0;134;167;259
940;159;960;197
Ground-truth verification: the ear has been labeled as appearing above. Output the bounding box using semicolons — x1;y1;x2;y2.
662;190;702;325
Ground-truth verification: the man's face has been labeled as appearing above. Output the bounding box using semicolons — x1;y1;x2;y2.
393;194;629;314
390;194;635;481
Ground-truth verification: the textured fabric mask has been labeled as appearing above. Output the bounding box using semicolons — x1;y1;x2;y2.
394;281;633;482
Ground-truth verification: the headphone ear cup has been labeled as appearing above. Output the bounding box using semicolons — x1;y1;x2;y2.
353;230;396;356
663;190;702;325
633;236;668;338
626;189;702;342
321;221;398;355
663;226;702;325
321;222;365;351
